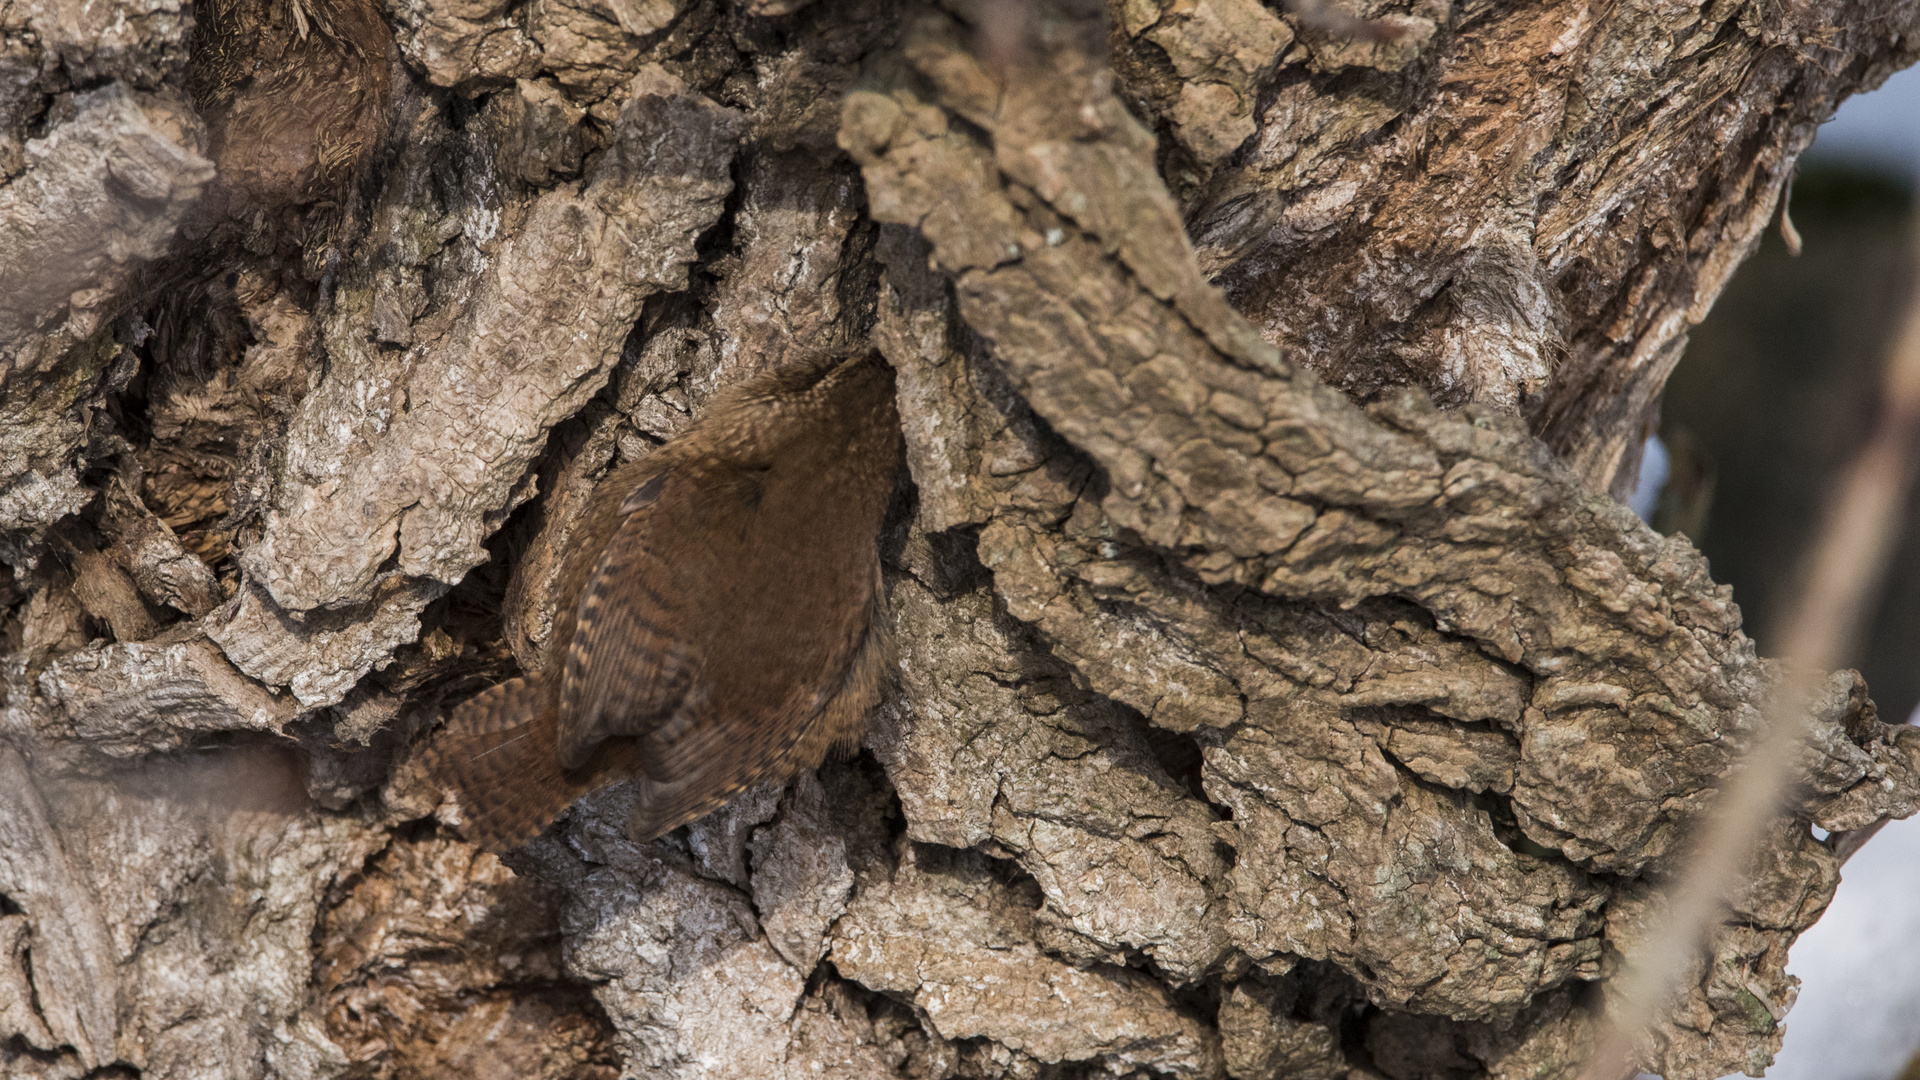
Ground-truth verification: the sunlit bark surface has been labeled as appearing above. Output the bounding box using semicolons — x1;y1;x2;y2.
1;0;1916;1075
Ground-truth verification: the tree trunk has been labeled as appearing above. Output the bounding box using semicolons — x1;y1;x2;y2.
1;0;1917;1075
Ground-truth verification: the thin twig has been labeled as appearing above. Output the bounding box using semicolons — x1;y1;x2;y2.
1582;185;1920;1079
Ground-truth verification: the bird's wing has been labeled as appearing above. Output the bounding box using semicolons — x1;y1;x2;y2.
620;592;889;843
553;471;704;771
626;567;888;838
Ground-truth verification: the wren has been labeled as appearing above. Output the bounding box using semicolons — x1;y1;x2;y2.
147;0;392;380
420;353;905;852
187;0;392;231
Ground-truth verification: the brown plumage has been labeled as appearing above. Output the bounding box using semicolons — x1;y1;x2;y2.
187;0;392;226
147;0;391;385
420;353;904;853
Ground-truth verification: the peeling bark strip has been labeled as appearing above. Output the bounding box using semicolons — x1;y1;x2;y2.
841;0;1920;1071
0;745;118;1070
0;0;1916;1071
0;85;215;551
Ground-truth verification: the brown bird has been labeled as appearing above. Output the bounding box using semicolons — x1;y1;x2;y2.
146;0;392;393
420;353;904;853
187;0;392;230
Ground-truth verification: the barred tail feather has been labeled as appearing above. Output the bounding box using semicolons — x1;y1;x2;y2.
421;678;655;853
419;711;579;853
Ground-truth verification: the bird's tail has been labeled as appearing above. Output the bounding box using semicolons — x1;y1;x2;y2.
418;676;656;853
417;677;591;853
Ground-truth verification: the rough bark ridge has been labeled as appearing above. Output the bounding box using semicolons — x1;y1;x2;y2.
0;0;1916;1074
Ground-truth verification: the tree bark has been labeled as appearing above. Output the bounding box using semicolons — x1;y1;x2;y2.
1;0;1916;1076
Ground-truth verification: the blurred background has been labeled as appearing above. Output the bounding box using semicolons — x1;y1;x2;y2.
1642;61;1920;1080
